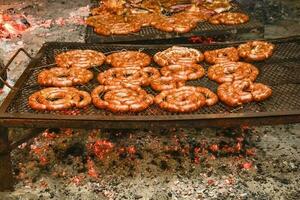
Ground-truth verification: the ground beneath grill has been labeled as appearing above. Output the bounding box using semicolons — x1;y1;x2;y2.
0;0;299;199
1;126;300;199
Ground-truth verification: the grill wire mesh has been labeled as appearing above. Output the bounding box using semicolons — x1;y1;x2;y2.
85;1;264;43
6;39;300;118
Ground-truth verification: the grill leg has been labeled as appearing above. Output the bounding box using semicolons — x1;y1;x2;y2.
0;127;14;191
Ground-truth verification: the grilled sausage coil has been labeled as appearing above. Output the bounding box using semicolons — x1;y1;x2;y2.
55;50;106;69
217;79;272;107
106;51;151;68
154;86;218;112
204;47;239;64
91;83;154;112
38;67;94;87
154;46;204;67
150;76;186;92
98;67;160;86
207;62;259;84
28;87;91;111
238;41;275;62
160;63;205;81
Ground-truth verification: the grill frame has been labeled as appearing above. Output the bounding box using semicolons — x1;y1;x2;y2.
85;1;264;43
0;36;300;129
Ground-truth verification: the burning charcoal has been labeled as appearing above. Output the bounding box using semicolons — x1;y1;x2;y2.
64;142;86;157
134;194;143;199
20;18;31;27
119;152;127;159
106;129;132;140
189;36;215;44
207;170;213;177
135;151;143;159
159;129;170;135
127;146;136;155
88;139;114;160
241;162;252;170
21;5;35;12
0;12;31;39
160;160;169;170
5;8;16;15
188;140;200;161
48;128;61;134
222;128;239;137
219;139;229;147
279;178;290;185
209;144;219;153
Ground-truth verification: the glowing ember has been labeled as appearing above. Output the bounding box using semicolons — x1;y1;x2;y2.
235;141;242;152
0;12;30;39
87;158;98;178
246;148;256;156
87;139;114;160
42;131;57;139
189;36;214;44
127;146;136;154
207;179;215;185
71;175;83;185
30;145;49;166
194;156;200;164
241;162;252;170
39;179;48;188
209;144;219;152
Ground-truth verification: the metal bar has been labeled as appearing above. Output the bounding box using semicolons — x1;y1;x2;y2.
0;46;43;114
44;35;300;51
0;127;14;191
1;48;33;76
0;114;299;129
0;77;13;90
1;109;300;121
10;128;44;150
30;63;56;70
0;48;33;89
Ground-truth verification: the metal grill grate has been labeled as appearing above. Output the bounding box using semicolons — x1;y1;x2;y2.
4;38;300;119
85;1;264;43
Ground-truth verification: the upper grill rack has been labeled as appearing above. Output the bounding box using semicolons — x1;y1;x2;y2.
3;37;300;120
85;1;264;43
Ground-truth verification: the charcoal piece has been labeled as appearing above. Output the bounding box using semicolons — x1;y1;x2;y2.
64;142;86;157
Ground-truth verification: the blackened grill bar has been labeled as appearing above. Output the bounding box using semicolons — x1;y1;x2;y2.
0;36;300;129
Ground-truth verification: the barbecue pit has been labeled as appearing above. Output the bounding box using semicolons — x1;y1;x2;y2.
0;0;299;199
